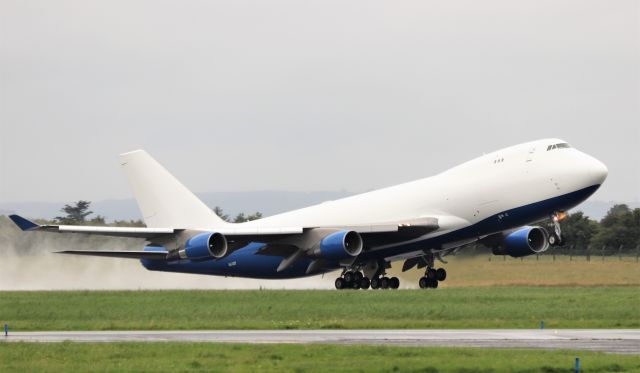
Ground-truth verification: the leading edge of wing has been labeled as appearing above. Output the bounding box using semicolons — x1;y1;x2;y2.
56;250;168;260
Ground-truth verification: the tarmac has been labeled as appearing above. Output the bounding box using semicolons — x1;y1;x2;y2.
3;329;639;354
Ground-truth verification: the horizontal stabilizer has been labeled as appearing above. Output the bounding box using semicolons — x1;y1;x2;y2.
55;250;169;260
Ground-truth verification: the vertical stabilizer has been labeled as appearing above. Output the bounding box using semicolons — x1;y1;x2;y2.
119;150;228;228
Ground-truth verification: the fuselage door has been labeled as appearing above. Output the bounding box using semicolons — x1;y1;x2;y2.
525;146;536;163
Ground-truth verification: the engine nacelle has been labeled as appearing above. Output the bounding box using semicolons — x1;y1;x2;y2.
181;232;228;260
491;226;550;258
314;230;363;261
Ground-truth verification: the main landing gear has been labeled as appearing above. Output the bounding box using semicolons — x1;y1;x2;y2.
418;267;446;289
335;270;400;290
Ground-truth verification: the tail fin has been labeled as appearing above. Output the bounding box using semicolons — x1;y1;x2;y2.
119;150;228;228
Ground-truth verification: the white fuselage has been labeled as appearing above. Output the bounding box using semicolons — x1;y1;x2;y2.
140;138;608;278
242;138;607;241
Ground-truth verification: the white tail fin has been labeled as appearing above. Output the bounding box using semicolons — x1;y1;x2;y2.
119;150;228;228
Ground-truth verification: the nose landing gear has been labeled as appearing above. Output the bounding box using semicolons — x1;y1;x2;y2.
548;212;566;247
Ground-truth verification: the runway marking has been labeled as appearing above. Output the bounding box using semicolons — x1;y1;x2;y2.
2;329;638;354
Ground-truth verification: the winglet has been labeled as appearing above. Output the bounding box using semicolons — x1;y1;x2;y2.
8;215;39;231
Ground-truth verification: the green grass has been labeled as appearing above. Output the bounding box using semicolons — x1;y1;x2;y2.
0;343;638;372
0;287;637;331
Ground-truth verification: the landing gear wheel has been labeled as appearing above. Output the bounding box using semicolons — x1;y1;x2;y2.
335;278;346;290
370;277;381;289
419;277;428;289
360;277;371;290
354;272;364;282
426;268;437;280
389;277;400;289
430;279;439;289
351;280;360;289
380;277;390;289
343;271;355;283
548;234;558;246
436;268;447;281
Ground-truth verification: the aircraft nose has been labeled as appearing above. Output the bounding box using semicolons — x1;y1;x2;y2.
588;156;608;186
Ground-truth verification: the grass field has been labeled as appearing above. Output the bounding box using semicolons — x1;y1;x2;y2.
391;255;640;287
0;343;638;372
0;287;637;330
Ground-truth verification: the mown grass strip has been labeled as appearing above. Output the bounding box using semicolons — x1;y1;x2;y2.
0;343;638;372
0;287;637;331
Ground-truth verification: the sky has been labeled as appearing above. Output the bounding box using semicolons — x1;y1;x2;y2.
1;0;638;204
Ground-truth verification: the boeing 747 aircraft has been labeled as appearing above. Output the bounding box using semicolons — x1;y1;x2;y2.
10;139;607;289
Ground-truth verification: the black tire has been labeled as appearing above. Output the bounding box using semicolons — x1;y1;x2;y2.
380;277;390;289
354;272;364;282
389;277;400;289
360;277;371;290
426;268;437;280
335;278;346;290
428;278;438;288
370;277;380;289
419;277;428;289
548;234;557;246
351;280;360;289
436;268;447;281
344;271;354;283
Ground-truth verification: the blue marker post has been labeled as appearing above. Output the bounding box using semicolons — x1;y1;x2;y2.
4;324;7;337
574;357;580;373
540;320;544;329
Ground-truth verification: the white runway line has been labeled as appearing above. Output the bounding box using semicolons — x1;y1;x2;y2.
2;329;639;354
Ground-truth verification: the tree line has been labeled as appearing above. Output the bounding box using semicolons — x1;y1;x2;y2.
560;204;640;253
50;201;262;226
48;201;640;252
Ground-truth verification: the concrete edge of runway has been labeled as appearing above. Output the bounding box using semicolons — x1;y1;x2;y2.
2;329;639;354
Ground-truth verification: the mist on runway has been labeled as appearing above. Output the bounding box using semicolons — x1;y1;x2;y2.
0;217;333;290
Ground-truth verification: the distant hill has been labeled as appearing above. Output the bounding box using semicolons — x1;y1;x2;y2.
0;191;636;222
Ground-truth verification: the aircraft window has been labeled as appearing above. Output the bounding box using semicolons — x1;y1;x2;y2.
547;143;571;151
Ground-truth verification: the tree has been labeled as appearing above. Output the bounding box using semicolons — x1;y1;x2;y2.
232;212;263;223
55;200;93;224
590;204;640;252
213;206;230;222
247;212;263;221
559;211;599;251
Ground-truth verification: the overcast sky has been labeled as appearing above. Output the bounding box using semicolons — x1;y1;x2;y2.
1;0;638;204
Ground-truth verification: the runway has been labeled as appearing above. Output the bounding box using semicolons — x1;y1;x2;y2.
3;329;639;354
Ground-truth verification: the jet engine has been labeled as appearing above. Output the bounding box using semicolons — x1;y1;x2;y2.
313;230;363;261
491;226;549;258
180;232;228;260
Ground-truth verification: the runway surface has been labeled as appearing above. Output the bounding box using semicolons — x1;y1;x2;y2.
3;329;639;354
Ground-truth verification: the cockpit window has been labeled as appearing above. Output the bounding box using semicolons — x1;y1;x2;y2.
547;143;571;151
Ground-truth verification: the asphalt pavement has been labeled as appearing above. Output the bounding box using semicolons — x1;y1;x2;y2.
3;329;639;354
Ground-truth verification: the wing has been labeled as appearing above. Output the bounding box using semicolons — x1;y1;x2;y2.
9;214;441;264
8;214;302;239
9;214;439;240
56;250;169;260
9;215;178;239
